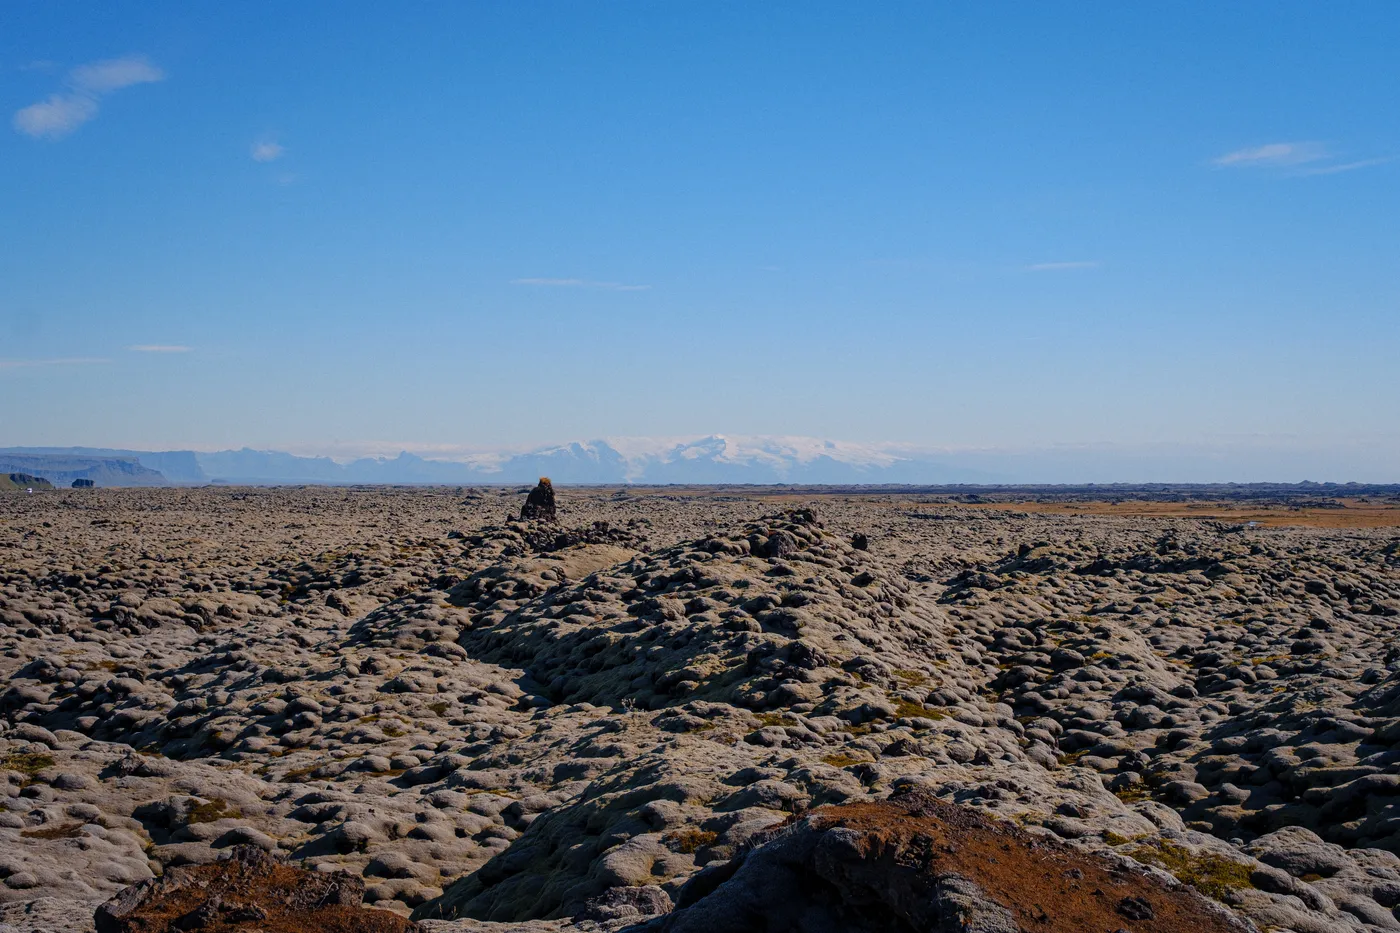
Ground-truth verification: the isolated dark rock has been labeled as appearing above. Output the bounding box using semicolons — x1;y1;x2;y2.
520;477;557;522
851;532;869;550
72;478;95;488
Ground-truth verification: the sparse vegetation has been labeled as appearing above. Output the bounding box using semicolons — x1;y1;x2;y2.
663;828;719;853
1129;840;1256;900
2;751;55;785
187;797;241;823
21;822;85;839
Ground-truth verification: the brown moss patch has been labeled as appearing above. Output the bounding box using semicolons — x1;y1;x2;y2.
22;821;85;840
94;847;417;933
796;793;1247;933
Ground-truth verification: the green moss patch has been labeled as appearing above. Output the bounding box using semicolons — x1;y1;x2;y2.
1130;840;1256;900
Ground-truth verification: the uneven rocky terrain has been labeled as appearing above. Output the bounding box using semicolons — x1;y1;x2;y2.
2;485;1400;932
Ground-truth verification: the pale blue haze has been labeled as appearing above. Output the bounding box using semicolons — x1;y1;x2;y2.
2;3;1397;480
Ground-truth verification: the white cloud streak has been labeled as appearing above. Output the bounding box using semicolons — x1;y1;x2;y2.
1212;142;1390;177
511;278;651;292
127;345;191;353
69;57;164;94
13;95;99;138
1213;142;1329;168
12;55;164;140
0;357;108;370
1025;261;1100;272
1294;157;1392;177
251;141;284;162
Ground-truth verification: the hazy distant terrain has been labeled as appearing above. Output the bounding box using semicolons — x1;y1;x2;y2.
4;437;1396;487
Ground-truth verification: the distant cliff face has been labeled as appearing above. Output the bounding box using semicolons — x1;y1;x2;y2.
0;447;205;483
0;454;167;487
0;473;55;491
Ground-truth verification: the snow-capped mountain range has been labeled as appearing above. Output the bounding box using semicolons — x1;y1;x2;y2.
6;434;1391;485
196;436;988;485
1;437;991;486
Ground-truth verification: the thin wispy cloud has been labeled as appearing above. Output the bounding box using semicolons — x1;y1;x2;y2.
1025;261;1100;272
251;141;284;162
13;55;164;139
1212;142;1329;168
1295;157;1392;177
69;57;164;94
1212;142;1389;177
511;277;651;292
0;357;108;370
128;345;192;353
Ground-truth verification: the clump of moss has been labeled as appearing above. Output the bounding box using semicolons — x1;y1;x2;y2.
755;712;793;728
891;697;932;720
1130;840;1256;900
821;751;869;767
381;724;406;738
21;822;84;840
663;828;719;854
187;797;241;824
2;751;55;779
280;764;321;783
892;669;927;686
2;751;56;787
427;701;450;717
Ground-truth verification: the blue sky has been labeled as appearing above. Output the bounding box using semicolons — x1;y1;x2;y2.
2;3;1397;478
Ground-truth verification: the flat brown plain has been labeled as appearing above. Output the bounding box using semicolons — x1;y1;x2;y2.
948;497;1400;528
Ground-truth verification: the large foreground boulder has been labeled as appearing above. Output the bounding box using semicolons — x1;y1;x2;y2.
637;791;1254;933
94;845;421;933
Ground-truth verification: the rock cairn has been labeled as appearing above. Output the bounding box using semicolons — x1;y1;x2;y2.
520;478;557;522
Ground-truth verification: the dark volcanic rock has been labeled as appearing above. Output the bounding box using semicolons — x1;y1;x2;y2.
520;477;558;522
